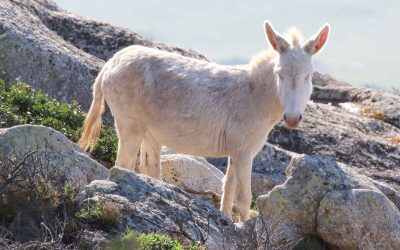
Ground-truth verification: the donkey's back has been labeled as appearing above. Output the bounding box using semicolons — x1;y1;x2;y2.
103;45;246;101
100;45;263;155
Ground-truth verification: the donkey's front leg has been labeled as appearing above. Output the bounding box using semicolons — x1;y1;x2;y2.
220;157;237;220
220;153;253;221
234;155;253;222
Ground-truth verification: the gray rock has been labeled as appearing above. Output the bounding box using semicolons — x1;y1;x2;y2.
250;144;297;198
161;154;224;195
0;125;108;188
0;0;209;111
317;189;400;250
370;179;400;209
77;167;241;250
77;230;110;250
312;72;351;88
257;154;400;248
0;0;102;110
159;152;223;207
268;102;400;191
30;0;209;62
312;72;400;129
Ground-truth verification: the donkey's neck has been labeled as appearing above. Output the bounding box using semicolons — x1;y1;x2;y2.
248;50;284;122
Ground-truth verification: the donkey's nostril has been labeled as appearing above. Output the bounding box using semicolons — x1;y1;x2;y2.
299;114;303;121
283;114;287;121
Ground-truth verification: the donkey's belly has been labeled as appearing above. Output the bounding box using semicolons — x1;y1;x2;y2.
148;126;228;157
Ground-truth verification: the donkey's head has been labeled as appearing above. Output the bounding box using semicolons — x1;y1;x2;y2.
264;21;330;129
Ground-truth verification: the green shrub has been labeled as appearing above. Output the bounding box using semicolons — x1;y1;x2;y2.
139;233;183;250
0;81;117;163
108;230;203;250
92;125;118;163
250;200;258;211
0;81;84;140
107;230;141;250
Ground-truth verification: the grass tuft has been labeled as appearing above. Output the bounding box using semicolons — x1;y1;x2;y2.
76;200;122;226
360;107;385;121
388;137;400;143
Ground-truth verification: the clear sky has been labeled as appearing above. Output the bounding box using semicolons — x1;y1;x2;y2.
54;0;400;88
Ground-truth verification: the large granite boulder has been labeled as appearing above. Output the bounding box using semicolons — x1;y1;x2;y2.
0;125;108;188
0;0;102;110
161;154;224;196
317;189;400;249
257;154;400;249
0;0;208;111
77;167;240;250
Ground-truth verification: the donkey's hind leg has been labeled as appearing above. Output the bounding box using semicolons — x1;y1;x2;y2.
115;137;141;171
139;135;162;180
114;122;142;171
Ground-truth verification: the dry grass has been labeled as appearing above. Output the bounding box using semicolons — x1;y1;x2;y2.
360;107;385;121
76;200;122;226
0;151;83;248
388;137;400;143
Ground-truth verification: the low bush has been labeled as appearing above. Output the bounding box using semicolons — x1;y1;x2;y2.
108;230;202;250
0;80;117;164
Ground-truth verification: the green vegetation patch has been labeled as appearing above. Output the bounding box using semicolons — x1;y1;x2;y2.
108;230;203;250
0;80;117;163
250;200;258;211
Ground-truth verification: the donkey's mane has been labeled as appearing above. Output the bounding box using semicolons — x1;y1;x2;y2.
284;27;303;46
249;49;277;71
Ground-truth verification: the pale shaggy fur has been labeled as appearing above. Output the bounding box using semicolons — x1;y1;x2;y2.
79;21;330;221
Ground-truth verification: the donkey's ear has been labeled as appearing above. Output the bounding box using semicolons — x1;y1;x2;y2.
303;23;330;55
264;21;290;53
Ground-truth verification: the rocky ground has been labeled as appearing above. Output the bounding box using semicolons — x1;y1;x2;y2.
0;0;399;249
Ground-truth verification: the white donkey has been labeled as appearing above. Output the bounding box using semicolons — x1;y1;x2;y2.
79;21;329;221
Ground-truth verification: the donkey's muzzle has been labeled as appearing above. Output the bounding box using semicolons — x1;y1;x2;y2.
283;113;302;129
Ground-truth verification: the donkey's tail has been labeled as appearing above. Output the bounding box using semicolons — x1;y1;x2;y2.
78;71;105;151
